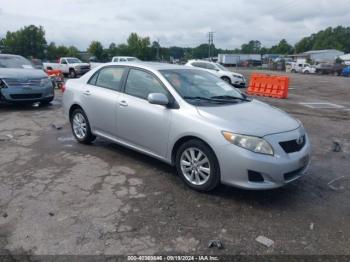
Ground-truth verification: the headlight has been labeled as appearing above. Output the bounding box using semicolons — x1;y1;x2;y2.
222;131;274;155
41;78;52;86
233;74;243;79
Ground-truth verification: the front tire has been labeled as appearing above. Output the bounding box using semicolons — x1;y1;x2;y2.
175;139;220;191
221;76;231;84
70;108;96;144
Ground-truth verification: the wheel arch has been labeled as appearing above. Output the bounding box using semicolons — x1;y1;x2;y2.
171;135;217;165
69;104;84;120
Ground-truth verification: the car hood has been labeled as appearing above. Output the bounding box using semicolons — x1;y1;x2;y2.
196;100;300;137
0;68;47;79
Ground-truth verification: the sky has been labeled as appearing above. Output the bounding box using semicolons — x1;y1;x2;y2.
0;0;349;50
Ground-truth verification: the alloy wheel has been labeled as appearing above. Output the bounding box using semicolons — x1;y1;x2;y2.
72;113;87;139
180;147;211;186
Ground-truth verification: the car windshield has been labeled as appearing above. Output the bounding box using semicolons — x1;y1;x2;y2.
0;56;34;69
161;69;248;105
66;58;82;64
215;63;230;71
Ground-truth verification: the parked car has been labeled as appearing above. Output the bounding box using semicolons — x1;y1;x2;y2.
43;57;90;78
287;62;312;73
185;60;246;88
302;65;316;74
90;57;141;69
342;66;350;77
315;63;345;76
63;62;311;191
0;54;54;105
111;56;140;63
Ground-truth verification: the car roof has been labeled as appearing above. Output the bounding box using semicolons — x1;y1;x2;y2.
188;59;216;64
0;54;23;58
106;62;193;71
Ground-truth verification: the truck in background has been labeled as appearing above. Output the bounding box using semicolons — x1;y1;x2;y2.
90;56;140;69
43;57;90;78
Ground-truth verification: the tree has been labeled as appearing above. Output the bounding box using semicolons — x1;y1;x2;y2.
295;26;350;53
67;46;80;58
87;41;104;61
269;39;294;54
127;33;151;60
241;40;262;54
1;25;47;58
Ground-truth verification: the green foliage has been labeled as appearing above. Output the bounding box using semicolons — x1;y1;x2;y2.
1;25;47;59
127;33;151;60
295;26;350;53
1;25;349;63
241;40;262;54
87;41;104;61
269;39;294;54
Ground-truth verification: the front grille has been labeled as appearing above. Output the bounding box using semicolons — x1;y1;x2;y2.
284;166;306;181
279;135;306;153
10;94;42;99
3;78;43;87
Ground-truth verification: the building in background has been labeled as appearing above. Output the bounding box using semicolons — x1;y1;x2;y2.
218;54;262;66
339;54;350;65
289;49;344;63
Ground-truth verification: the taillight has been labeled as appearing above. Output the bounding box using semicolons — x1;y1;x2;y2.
61;83;66;93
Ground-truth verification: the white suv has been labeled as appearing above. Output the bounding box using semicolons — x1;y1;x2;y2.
186;60;246;88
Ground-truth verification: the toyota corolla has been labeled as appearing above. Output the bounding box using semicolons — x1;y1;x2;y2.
63;62;311;191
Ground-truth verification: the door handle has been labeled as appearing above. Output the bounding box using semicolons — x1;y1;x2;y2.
119;100;128;107
83;90;91;96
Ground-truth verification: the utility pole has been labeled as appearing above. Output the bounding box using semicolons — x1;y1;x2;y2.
208;32;214;61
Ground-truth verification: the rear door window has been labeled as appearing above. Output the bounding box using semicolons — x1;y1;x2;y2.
89;67;126;91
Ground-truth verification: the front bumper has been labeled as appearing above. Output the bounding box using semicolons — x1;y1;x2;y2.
232;82;246;88
215;128;311;190
231;76;246;88
0;85;54;103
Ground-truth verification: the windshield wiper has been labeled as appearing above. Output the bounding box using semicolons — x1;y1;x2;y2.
183;96;240;104
210;95;251;102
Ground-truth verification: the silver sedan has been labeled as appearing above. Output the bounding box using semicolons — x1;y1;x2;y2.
63;62;311;191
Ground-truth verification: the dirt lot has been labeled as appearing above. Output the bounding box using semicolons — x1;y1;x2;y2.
0;70;349;257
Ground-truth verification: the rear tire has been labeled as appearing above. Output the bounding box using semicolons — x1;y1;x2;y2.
70;108;96;144
69;69;77;78
175;139;220;191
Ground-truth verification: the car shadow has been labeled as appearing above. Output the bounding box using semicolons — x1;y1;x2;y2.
91;138;312;209
0;101;58;112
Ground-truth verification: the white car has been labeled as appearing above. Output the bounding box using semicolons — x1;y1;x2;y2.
186;60;246;88
302;66;316;74
111;56;140;63
43;57;90;78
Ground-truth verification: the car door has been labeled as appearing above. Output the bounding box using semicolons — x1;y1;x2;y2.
60;59;68;73
81;66;127;137
116;68;172;158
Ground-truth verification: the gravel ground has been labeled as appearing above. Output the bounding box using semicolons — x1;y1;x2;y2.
0;70;349;257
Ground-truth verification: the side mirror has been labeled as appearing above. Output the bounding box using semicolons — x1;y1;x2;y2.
148;93;169;106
